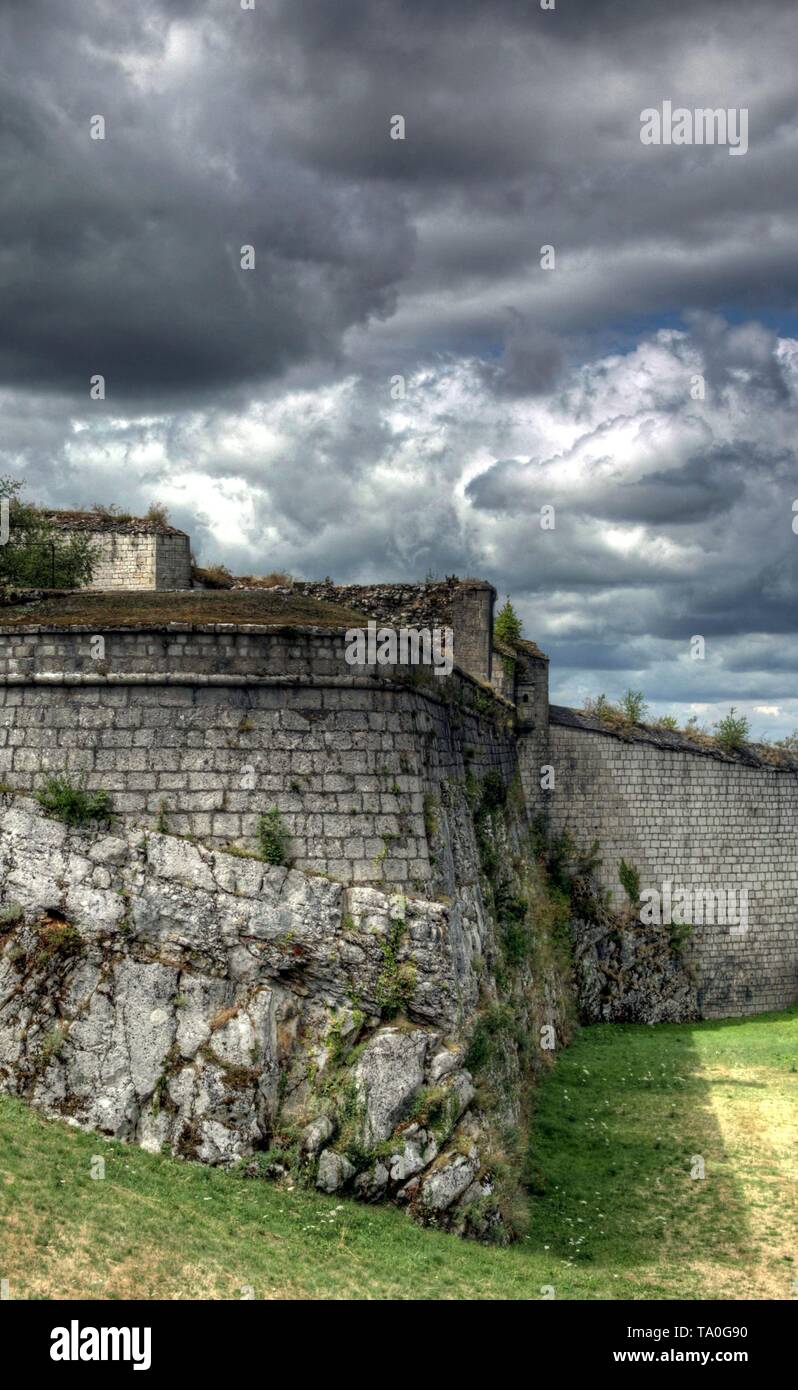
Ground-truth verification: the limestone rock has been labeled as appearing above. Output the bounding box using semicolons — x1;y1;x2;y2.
389;1127;438;1183
418;1150;480;1212
428;1045;465;1083
301;1115;334;1155
316;1150;355;1194
353;1027;429;1145
353;1161;389;1201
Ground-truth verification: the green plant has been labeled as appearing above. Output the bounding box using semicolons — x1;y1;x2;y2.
35;775;111;829
494;597;523;646
618;858;641;906
257;807;291;866
375;919;416;1017
584;693;614;721
33;918;83;968
464;1004;514;1073
423;793;439;841
669;920;693;954
657;715;679;731
620;689;648;724
156;799;170;834
715;707;750;750
39;1026;66;1062
0;477;96;590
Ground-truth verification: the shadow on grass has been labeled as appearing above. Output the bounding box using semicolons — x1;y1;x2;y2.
523;1017;754;1283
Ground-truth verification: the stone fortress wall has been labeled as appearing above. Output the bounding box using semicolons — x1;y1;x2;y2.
46;513;192;591
0;623;515;891
547;706;798;1018
0;565;795;1020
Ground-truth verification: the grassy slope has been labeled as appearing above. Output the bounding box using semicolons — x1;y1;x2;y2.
0;1006;795;1301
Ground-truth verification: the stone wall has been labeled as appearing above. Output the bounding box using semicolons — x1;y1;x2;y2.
54;529;192;590
547;710;798;1018
154;533;193;590
275;578;496;683
0;623;516;890
0;777;573;1236
0;799;478;1219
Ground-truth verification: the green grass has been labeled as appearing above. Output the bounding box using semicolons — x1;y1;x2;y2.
0;1006;795;1300
0;587;368;631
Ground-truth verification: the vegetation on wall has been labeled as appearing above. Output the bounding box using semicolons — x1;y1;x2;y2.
257;807;292;866
457;767;577;1237
580;689;767;761
34;775;111;829
494;597;524;676
0;478;95;591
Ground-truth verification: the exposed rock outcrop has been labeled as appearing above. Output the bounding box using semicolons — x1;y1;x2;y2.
0;794;574;1239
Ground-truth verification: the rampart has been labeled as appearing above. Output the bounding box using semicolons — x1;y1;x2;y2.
547;706;798;1018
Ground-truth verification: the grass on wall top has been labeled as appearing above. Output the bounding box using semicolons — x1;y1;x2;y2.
0;588;369;631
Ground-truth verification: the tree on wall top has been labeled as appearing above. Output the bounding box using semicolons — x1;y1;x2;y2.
0;478;96;590
494;596;523;647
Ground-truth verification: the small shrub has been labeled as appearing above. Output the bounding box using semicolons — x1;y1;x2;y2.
91;502;134;523
464;1005;513;1073
423;793;439;841
39;1025;66;1062
375;920;416;1017
584;693;615;722
618;858;641;906
259;571;293;587
657;715;679;730
144;502;170;527
35;775;111;829
494;598;523;646
714;707;750;750
34;916;83;967
257;807;291;866
192;563;234;589
620;689;648;724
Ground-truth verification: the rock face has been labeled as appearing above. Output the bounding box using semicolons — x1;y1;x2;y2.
0;793;574;1239
354;1029;429;1144
571;883;699;1024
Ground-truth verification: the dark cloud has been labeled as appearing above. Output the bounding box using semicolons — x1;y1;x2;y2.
1;0;797;729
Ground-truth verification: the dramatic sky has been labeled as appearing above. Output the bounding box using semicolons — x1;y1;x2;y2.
2;0;798;732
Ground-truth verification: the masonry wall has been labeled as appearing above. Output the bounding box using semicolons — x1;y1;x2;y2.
82;531;157;589
0;624;517;890
154;533;192;589
280;579;496;683
548;717;798;1018
58;530;192;590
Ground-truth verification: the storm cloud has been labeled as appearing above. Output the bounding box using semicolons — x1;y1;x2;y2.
1;0;798;733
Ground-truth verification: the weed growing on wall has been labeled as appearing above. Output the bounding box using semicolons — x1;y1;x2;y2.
375;917;417;1017
715;707;750;749
35;775;111;829
257;807;291;865
619;858;641;906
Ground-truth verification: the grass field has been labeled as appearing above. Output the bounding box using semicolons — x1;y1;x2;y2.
1;1006;795;1300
